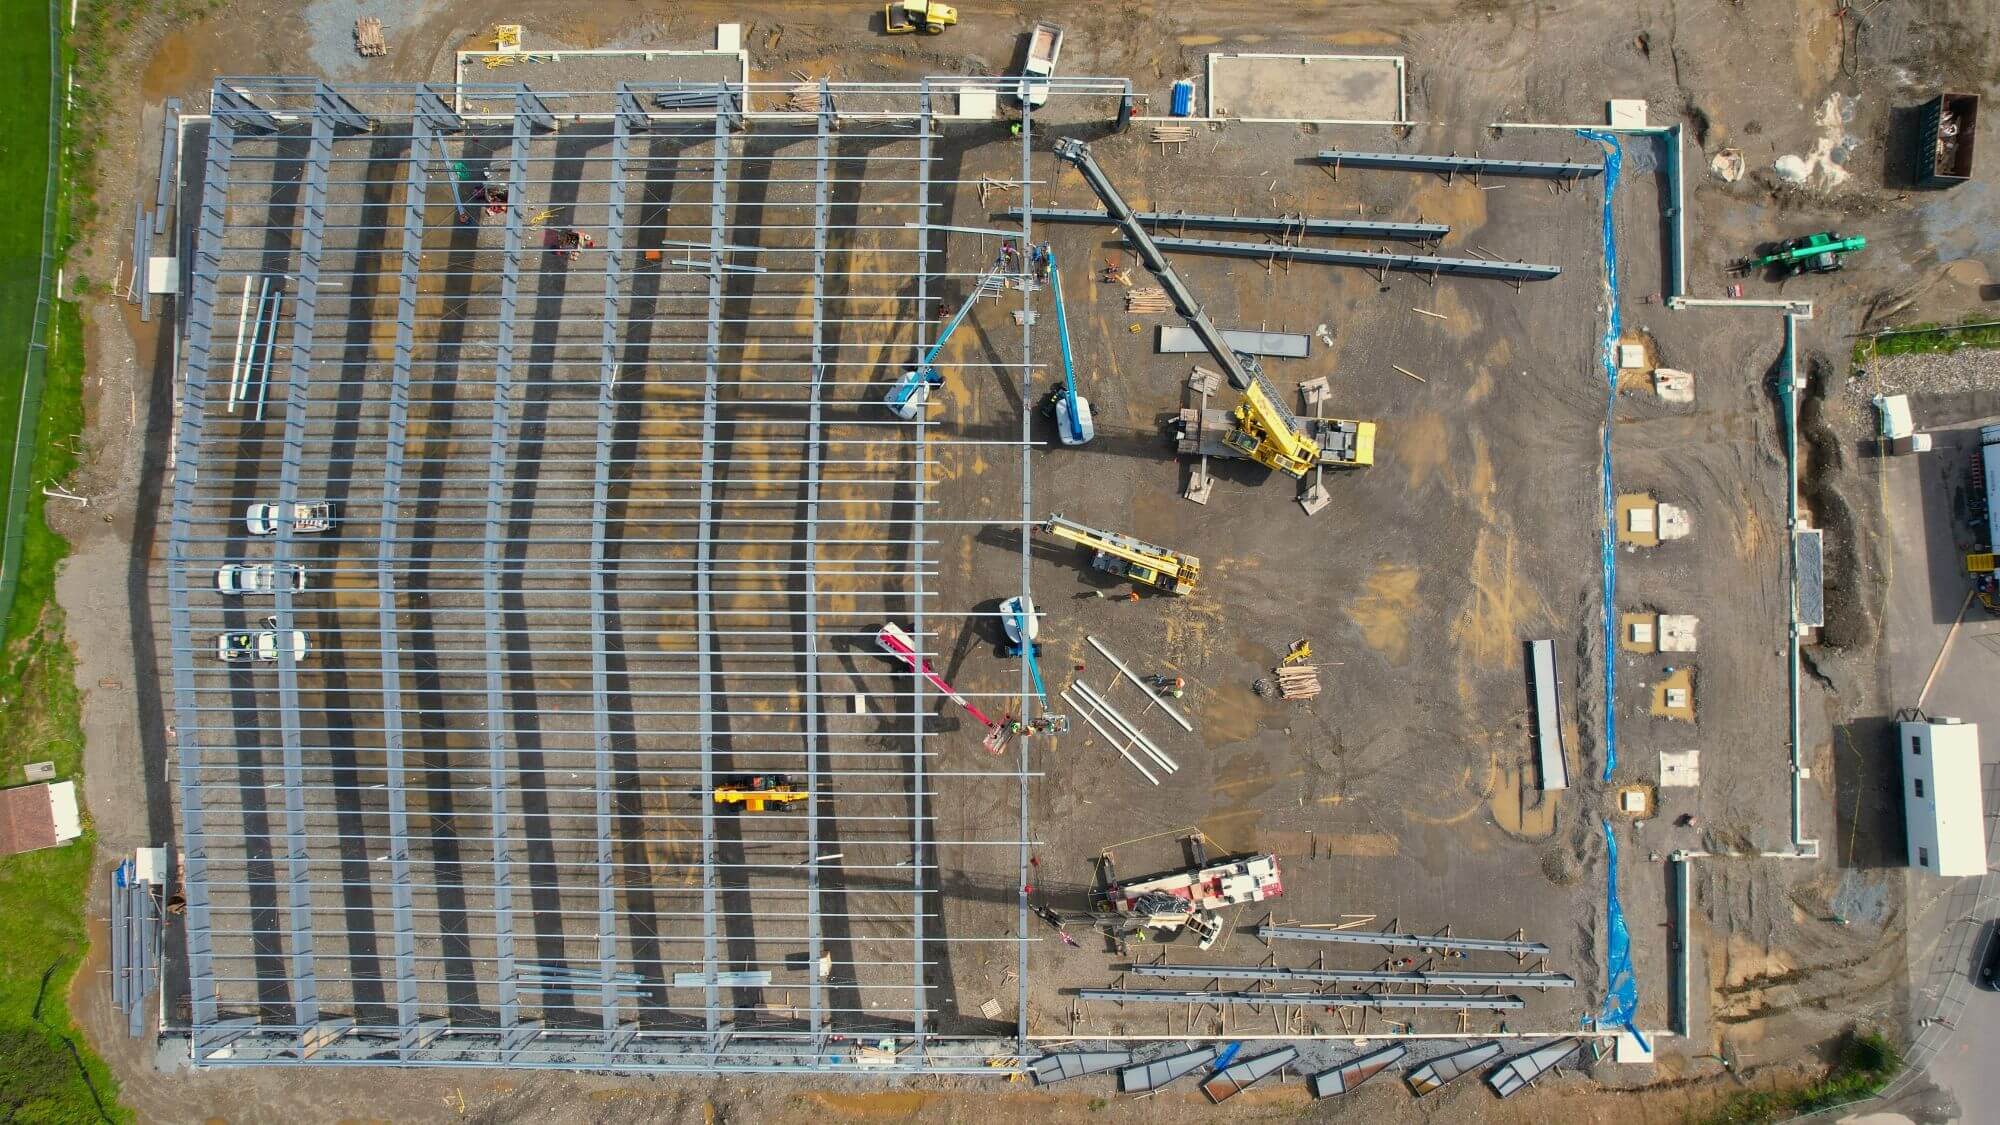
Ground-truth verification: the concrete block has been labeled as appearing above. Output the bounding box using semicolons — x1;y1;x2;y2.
1607;99;1648;128
716;23;742;52
1658;614;1698;652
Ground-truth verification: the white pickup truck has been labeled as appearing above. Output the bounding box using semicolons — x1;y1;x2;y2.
1018;21;1064;108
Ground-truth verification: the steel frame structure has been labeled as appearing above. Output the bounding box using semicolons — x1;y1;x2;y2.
162;75;1129;1074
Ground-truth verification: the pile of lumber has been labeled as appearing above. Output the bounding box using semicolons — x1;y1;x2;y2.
783;82;822;113
354;18;387;57
1126;286;1172;314
1151;124;1193;153
1275;665;1322;701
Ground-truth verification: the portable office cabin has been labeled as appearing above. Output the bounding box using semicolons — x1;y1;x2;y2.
1900;717;1986;877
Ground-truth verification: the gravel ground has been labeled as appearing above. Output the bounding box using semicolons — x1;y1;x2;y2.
1856;345;2000;398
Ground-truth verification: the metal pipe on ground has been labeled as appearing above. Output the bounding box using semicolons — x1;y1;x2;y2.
1062;687;1159;785
1072;680;1177;773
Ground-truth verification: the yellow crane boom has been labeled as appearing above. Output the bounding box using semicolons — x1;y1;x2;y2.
1040;514;1200;595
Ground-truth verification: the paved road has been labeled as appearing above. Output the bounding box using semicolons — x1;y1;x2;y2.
1872;421;2000;1124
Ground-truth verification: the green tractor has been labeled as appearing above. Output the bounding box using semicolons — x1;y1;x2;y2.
1740;231;1866;278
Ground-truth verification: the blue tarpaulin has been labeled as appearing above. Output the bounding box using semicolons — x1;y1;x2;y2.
1577;128;1623;782
1594;818;1646;1046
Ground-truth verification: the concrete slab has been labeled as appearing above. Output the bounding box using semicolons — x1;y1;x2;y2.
1207;54;1403;122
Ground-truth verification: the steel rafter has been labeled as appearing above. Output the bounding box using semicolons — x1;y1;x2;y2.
270;104;337;1031
381;97;449;1050
1255;924;1552;955
1075;988;1527;1010
999;206;1448;242
802;83;833;1040
1126;963;1576;988
1146;234;1562;281
912;78;936;1053
698;99;731;1041
591;103;639;1032
1314;149;1603;178
480;91;541;1036
169;115;238;1029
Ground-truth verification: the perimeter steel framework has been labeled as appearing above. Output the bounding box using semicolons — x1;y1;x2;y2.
163;75;1131;1073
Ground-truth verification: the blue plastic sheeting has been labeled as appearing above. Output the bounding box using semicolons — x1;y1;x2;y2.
1577;128;1623;782
1171;80;1195;117
1594;818;1647;1047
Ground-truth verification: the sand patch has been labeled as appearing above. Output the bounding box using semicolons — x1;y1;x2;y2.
1345;563;1423;665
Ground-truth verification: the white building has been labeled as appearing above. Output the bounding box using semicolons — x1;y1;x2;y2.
1901;718;1987;877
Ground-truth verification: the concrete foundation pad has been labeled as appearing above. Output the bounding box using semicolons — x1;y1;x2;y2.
1208;54;1403;122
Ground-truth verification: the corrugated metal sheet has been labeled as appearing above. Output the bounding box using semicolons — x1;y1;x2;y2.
1795;529;1824;628
1528;639;1569;790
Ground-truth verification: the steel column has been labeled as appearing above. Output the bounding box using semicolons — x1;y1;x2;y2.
380;106;438;1050
271;101;337;1030
592;106;639;1031
802;84;833;1039
698;102;731;1040
169;116;237;1029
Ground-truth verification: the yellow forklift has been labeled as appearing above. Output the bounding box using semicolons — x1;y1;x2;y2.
885;0;957;34
713;774;808;813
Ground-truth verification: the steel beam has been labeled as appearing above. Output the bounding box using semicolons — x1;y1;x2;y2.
1147;234;1562;281
379;108;435;1049
413;84;465;134
913;78;936;1052
591;108;636;1032
1314;149;1602;178
615;83;652;134
211;84;279;134
802;84;834;1039
1075;988;1525;1010
698;104;730;1041
168;115;236;1030
1255;924;1552;955
1127;963;1575;989
1000;206;1447;242
481;89;541;1036
513;85;556;131
315;80;375;134
270;105;337;1031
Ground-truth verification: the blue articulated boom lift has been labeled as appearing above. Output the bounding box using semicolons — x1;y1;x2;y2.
885;247;1011;419
1044;245;1096;446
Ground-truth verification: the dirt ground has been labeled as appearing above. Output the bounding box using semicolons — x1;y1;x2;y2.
49;0;2000;1119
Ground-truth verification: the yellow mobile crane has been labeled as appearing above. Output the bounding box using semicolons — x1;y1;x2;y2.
1039;514;1201;595
1050;137;1377;480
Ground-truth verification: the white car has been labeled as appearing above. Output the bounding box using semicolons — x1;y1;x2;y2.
216;630;310;663
246;501;334;536
215;564;307;595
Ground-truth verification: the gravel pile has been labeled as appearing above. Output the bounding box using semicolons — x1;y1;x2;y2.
1855;346;2000;397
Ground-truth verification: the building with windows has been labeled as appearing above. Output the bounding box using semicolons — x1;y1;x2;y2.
1900;717;1986;877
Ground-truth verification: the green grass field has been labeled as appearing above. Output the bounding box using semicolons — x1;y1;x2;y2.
0;0;127;1119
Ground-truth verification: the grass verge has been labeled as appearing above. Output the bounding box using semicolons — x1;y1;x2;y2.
1853;318;2000;366
1702;1032;1902;1125
0;0;127;1119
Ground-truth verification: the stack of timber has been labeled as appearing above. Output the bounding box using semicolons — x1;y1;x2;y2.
354;18;387;56
1126;286;1172;314
1151;124;1193;153
1276;665;1322;701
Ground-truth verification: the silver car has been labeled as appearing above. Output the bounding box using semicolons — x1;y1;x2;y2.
214;564;308;595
